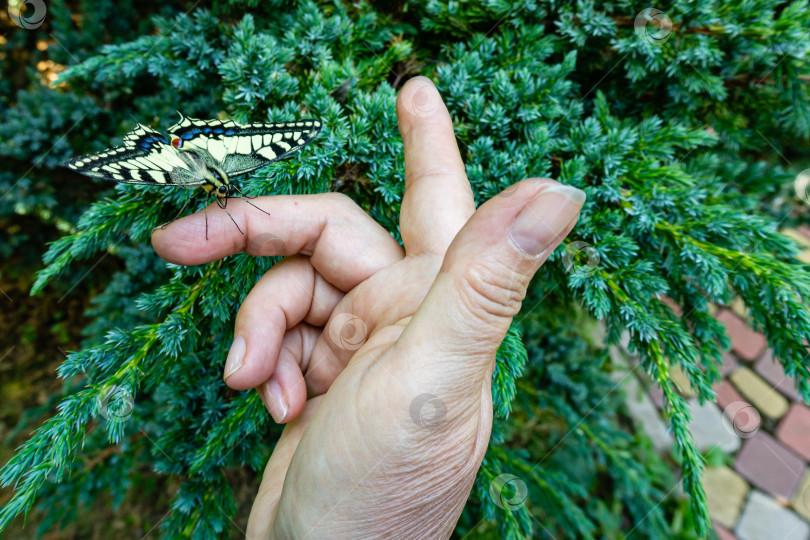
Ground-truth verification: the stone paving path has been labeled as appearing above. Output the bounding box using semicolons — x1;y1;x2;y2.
620;227;810;540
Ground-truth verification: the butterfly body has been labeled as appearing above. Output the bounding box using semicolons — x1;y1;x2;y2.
67;113;322;236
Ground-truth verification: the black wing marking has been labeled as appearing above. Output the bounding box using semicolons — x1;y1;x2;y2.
66;125;203;186
167;114;322;177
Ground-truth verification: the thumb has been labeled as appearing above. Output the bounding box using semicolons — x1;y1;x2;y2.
396;178;585;376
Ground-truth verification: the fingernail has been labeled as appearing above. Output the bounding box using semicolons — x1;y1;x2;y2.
224;335;245;381
509;183;586;256
263;379;288;423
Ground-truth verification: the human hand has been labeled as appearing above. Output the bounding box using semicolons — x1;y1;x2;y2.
151;77;585;539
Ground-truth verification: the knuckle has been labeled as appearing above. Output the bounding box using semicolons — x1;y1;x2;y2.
322;192;356;211
454;263;526;322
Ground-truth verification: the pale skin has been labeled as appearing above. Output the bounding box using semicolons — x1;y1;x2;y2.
151;77;585;539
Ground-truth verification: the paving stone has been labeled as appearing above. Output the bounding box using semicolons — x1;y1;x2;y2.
619;330;632;353
609;345;630;371
792;470;810;522
736;490;810;540
623;373;672;454
670;364;697;397
782;228;810;248
798;225;810;240
720;400;763;440
734;432;806;501
689;399;741;454
730;367;790;420
776;404;810;461
713;524;739;540
719;350;739;376
716;310;767;361
755;349;800;401
799;250;810;264
703;466;749;528
660;294;682;316
714;380;746;412
648;384;665;409
593;320;607;349
730;296;748;319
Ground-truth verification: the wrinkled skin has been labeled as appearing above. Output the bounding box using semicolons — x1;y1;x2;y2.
152;77;585;539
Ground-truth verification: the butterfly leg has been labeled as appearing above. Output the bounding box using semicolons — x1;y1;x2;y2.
221;206;244;236
157;190;202;230
204;192;211;241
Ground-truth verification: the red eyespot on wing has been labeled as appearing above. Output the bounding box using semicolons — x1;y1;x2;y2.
171;137;182;148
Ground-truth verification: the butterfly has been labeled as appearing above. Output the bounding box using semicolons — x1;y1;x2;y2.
66;113;322;239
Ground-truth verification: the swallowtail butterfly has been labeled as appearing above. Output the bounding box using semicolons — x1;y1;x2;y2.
66;113;322;238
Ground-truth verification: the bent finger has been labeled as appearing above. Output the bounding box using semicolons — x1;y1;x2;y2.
256;322;319;423
224;256;341;391
152;192;403;291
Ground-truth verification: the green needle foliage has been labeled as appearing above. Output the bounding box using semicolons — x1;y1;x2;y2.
2;0;809;538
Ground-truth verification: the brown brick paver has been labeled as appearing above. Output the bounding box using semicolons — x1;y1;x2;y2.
716;310;767;361
720;351;739;376
755;350;799;401
714;380;746;412
776;404;810;462
713;523;739;540
734;432;806;501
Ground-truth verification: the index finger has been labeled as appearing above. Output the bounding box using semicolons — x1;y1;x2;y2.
151;193;403;291
396;77;476;257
